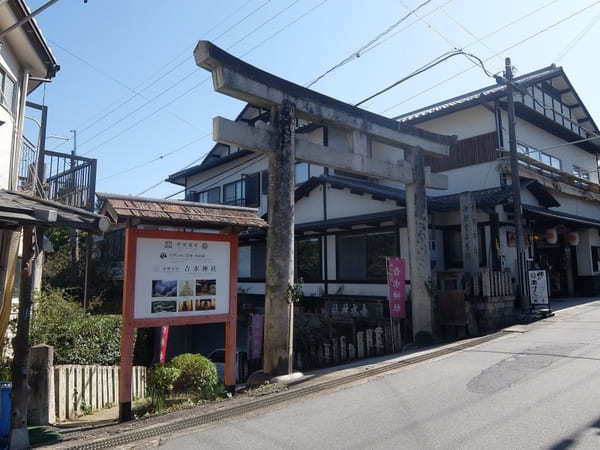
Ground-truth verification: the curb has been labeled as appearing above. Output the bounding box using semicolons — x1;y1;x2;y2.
64;331;507;449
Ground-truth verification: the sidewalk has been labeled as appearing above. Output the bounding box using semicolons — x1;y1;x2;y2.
46;331;513;449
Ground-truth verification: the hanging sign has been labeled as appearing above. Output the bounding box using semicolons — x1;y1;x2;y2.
528;270;549;306
386;257;406;319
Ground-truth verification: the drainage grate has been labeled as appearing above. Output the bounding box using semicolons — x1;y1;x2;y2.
67;332;505;449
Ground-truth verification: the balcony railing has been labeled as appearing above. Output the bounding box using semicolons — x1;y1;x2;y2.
44;151;97;211
17;136;38;193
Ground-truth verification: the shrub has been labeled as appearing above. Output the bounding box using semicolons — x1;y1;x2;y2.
147;365;180;411
170;353;218;397
31;289;126;365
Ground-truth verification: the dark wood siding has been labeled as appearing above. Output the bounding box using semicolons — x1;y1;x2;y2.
425;132;498;173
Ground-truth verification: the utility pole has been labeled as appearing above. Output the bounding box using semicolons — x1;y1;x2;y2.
70;129;79;276
505;57;529;311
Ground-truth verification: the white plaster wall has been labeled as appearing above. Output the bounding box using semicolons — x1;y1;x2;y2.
551;193;600;219
295;185;324;224
499;110;599;183
428;161;502;197
326;185;398;219
0;42;22;190
327;283;388;297
415;105;496;140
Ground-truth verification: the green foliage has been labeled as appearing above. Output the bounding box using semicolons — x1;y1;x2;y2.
170;353;218;397
0;358;11;381
30;289;125;365
147;365;180;411
43;227;123;314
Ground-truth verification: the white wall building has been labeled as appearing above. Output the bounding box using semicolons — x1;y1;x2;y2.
167;65;600;328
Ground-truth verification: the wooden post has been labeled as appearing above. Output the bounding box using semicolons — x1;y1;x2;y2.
119;228;136;422
9;225;35;449
405;148;434;344
263;101;296;376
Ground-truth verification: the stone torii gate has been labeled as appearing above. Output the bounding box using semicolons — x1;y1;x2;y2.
194;41;456;375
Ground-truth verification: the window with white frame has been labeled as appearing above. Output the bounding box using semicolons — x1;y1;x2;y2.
195;187;220;204
0;67;15;115
223;179;245;206
572;165;590;180
517;143;561;170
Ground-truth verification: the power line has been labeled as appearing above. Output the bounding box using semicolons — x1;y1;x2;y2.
77;0;304;156
60;0;272;152
116;1;331;196
555;9;600;62
306;0;436;88
384;0;600;117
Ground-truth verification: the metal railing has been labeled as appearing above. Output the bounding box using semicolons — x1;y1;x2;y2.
17;136;38;193
44;150;97;211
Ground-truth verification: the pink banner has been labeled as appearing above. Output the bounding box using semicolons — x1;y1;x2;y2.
159;325;170;364
387;257;406;319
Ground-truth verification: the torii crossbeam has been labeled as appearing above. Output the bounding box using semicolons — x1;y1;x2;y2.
194;40;456;375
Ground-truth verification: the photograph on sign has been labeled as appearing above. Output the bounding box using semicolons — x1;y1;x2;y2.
134;237;231;320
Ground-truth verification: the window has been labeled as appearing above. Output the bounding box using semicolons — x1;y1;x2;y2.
261;170;269;195
250;242;266;279
517;143;561;171
223;180;245;206
295;162;309;185
244;172;260;207
573;165;590;180
0;68;15;114
194;187;220;204
296;238;321;281
337;230;398;281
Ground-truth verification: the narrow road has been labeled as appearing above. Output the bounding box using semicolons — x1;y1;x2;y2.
158;299;600;449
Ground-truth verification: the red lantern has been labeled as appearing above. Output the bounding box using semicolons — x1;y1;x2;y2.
545;228;558;244
567;231;580;246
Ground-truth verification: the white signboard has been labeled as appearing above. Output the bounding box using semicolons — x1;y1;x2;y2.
133;237;230;320
528;270;549;306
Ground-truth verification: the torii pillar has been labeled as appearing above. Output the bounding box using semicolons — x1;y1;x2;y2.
194;41;456;367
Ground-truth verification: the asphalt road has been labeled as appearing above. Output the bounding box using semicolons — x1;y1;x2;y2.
158;299;600;449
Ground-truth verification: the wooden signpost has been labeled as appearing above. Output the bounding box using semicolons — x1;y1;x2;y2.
118;228;238;421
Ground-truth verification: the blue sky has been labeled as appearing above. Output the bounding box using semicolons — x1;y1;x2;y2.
24;0;600;198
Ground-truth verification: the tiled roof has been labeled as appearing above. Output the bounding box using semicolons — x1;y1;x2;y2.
396;65;563;124
98;193;267;229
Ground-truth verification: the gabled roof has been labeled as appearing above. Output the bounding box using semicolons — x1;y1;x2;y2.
395;65;600;149
98;193;267;229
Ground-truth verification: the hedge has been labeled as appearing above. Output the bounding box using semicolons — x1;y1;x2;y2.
31;289;126;366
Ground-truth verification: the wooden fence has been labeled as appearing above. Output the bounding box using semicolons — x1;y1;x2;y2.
54;365;146;421
472;271;514;298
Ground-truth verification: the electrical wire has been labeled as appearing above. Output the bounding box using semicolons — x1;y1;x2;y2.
118;1;331;196
385;0;600;117
555;9;600;62
306;0;435;88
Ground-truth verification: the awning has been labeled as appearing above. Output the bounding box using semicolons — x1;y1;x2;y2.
0;189;109;232
523;204;600;227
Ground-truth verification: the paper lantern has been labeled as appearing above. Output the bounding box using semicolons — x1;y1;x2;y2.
545;228;558;244
567;231;580;246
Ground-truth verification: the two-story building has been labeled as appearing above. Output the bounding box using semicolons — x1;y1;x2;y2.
166;64;600;338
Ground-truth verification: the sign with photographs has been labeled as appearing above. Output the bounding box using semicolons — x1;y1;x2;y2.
528;270;549;306
133;237;231;319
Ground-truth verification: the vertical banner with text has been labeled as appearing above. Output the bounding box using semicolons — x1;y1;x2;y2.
387;257;406;319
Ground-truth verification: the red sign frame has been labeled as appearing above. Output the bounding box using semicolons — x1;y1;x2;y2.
119;228;238;421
